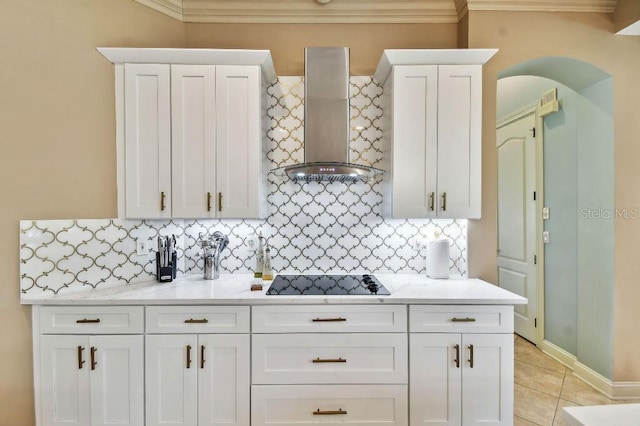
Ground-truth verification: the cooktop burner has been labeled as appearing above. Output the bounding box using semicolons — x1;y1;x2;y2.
266;274;390;296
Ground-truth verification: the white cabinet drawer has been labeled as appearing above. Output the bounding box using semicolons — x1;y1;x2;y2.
39;306;144;334
252;305;407;333
252;333;407;384
251;384;408;426
410;305;513;333
145;305;249;334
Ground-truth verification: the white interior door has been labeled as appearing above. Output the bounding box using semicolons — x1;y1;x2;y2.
497;109;538;342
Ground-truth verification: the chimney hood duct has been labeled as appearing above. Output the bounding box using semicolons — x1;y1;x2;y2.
281;47;383;182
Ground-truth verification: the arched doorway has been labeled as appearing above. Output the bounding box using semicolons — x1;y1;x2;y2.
496;57;614;379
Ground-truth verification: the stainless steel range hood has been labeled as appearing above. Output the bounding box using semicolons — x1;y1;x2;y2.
281;47;383;182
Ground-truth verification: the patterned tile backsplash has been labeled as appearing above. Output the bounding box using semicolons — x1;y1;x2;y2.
20;77;467;297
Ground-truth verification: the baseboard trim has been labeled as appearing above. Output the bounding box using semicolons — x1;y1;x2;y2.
541;340;640;400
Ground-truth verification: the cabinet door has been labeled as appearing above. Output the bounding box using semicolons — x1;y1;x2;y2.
171;65;217;218
124;63;171;219
390;65;439;218
89;335;144;426
146;335;199;426
437;65;482;218
410;333;461;426
40;336;91;426
215;65;263;219
461;334;514;426
198;334;250;426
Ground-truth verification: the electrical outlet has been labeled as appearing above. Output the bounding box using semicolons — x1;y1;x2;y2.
542;231;550;244
136;239;149;256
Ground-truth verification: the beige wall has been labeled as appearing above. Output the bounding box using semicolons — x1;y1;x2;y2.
466;10;640;381
0;1;184;424
615;0;640;32
186;23;458;75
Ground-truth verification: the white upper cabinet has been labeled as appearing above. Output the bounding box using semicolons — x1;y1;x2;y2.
124;64;172;219
99;48;276;219
215;66;263;219
171;65;217;219
375;49;497;219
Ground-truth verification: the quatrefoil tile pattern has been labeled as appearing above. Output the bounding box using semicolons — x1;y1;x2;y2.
20;77;467;297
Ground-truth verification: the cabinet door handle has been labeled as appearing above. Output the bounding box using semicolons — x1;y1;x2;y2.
454;344;460;368
442;192;447;211
429;192;435;211
90;347;97;371
313;409;347;415
184;318;209;324
468;344;474;368
76;318;100;324
207;192;212;212
312;357;346;363
218;192;222;212
200;345;206;369
451;317;476;323
186;345;192;369
77;346;85;369
161;191;166;211
312;317;346;322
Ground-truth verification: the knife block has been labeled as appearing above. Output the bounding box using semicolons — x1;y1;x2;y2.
156;251;177;283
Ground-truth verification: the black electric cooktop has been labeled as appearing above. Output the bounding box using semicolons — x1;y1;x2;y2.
266;274;390;296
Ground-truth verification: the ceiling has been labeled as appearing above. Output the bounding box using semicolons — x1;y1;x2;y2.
134;0;618;24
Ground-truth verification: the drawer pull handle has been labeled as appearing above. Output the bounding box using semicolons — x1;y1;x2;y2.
312;357;347;363
77;346;85;369
312;317;346;322
200;345;205;369
468;344;474;368
184;318;209;324
76;318;101;324
90;347;97;371
451;317;476;323
186;345;192;369
313;409;347;415
454;344;460;368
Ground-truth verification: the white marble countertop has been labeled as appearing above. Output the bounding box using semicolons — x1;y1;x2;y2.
562;403;640;425
21;273;527;305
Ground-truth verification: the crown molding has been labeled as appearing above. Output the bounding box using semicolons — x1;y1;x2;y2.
134;0;618;24
135;0;184;21
136;0;459;23
467;0;617;13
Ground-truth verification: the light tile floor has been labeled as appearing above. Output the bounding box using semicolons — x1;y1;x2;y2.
513;335;630;425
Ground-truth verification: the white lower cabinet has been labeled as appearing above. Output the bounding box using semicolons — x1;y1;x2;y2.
33;304;515;426
251;305;409;425
145;334;250;426
39;334;143;426
410;306;514;426
251;385;408;425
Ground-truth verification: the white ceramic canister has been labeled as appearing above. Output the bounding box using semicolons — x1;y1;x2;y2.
426;234;450;279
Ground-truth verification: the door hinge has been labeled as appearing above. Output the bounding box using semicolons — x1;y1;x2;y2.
530;127;536;138
535;318;537;328
534;255;537;265
533;191;537;201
